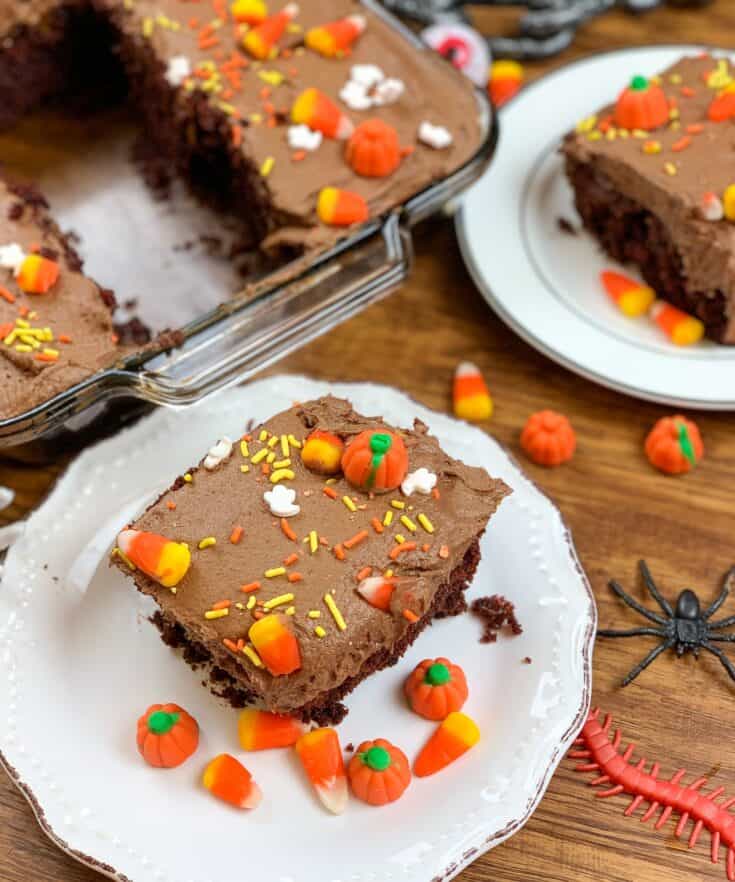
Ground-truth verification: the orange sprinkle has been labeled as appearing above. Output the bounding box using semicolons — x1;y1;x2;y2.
188;16;200;27
686;123;704;134
195;67;213;79
0;322;13;338
224;638;239;652
58;333;72;344
262;463;270;475
111;333;120;344
288;66;299;77
323;486;338;499
292;150;307;162
263;100;275;115
334;543;346;561
166;500;177;511
266;117;277;128
221;87;234;100
241;581;261;593
281;518;297;541
400;145;415;157
253;609;264;620
431;487;440;500
199;35;220;49
281;48;292;59
28;242;39;253
356;566;372;582
242;433;252;441
370;517;384;534
680;85;696;97
17;305;29;318
287;572;303;583
35;352;58;363
260;86;271;99
390;541;417;561
230;525;244;544
671;136;692;153
438;545;449;559
283;552;299;566
212;599;232;610
0;287;15;304
236;637;245;651
403;608;419;623
319;536;329;546
343;530;369;550
422;543;431;552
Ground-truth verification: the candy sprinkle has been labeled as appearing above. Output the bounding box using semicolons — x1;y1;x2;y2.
241;581;261;593
403;608;419;623
260;156;275;176
308;610;321;618
240;440;250;457
205;608;229;620
391;500;406;510
247;596;257;610
399;515;417;533
263;592;295;610
342;495;357;512
323;486;338;499
314;626;326;638
199;536;217;549
251;447;269;464
270;468;295;483
324;594;347;631
390;541;417;561
383;510;393;527
281;518;297;542
417;514;435;534
265;566;287;578
343;529;368;549
243;645;263;667
309;530;319;554
230;525;244;544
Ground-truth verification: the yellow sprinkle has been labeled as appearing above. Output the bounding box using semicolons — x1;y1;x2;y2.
418;513;435;534
258;69;285;86
265;566;286;578
250;112;263;124
643;140;661;155
664;162;677;176
395;534;406;544
198;536;217;549
287;434;302;449
260;156;275;177
3;331;16;345
324;594;346;631
575;114;597;133
240;464;250;473
342;495;357;512
309;530;318;554
112;546;136;570
650;75;661;85
669;107;680;120
669;73;683;85
587;131;602;142
15;319;30;329
267;451;276;463
267;435;279;448
264;592;295;610
384;569;393;578
217;101;237;116
307;610;321;619
391;500;406;510
240;439;250;457
246;596;256;610
42;347;59;358
618;128;629;138
280;435;289;457
383;510;393;527
14;344;32;353
314;626;326;638
273;458;291;469
243;645;263;667
142;16;154;36
205;608;229;620
251;447;269;464
286;21;301;32
259;429;268;442
400;515;417;533
270;468;296;483
184;473;193;483
285;606;296;616
670;120;681;131
605;129;617;141
325;477;337;484
170;587;177;595
632;129;648;139
235;602;245;610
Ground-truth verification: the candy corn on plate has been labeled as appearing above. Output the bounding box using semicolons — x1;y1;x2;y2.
458;45;735;410
0;377;594;882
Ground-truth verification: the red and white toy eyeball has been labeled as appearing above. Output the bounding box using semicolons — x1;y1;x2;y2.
421;23;490;88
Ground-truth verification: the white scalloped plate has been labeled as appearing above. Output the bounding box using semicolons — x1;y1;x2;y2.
0;376;595;882
457;45;735;410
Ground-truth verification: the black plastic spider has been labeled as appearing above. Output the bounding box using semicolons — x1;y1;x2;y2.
598;561;735;686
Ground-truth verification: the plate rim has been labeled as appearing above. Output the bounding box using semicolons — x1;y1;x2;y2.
455;43;735;412
0;376;596;882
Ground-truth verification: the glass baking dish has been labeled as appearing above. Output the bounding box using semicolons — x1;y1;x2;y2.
0;0;497;451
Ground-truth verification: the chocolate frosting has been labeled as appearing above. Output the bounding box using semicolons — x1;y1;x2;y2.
563;55;735;339
116;396;510;714
0;181;118;418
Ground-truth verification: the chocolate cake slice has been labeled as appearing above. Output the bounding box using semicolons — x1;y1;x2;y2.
112;396;510;724
562;55;735;343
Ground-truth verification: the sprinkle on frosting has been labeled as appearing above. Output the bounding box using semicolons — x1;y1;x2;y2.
264;483;300;516
418;121;453;149
204;436;234;470
401;467;437;496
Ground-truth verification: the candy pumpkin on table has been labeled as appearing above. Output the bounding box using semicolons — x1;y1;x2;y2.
645;415;703;475
348;738;411;805
341;429;408;492
136;703;199;768
404;657;468;721
520;410;576;467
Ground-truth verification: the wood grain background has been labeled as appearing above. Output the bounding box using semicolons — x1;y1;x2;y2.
2;2;735;880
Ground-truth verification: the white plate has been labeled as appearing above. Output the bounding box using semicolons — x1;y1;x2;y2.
457;45;735;410
0;377;595;882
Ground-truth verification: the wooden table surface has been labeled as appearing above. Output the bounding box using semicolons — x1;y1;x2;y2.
2;2;735;880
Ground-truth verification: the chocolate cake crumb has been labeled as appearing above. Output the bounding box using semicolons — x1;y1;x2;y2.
345;743;354;752
557;217;577;236
471;595;523;644
522;656;532;664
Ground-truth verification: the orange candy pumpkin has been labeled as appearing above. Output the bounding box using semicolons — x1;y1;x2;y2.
614;75;670;131
520;410;576;467
346;119;401;178
136;703;199;768
348;738;411;806
404;657;468;721
341;429;408;492
644;415;703;475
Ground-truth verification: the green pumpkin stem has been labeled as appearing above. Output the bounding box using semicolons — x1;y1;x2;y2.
147;710;180;735
360;745;392;771
424;662;451;686
630;75;649;91
677;422;696;465
366;432;392;489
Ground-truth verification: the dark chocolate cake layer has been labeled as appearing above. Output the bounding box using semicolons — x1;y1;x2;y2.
112;396;510;720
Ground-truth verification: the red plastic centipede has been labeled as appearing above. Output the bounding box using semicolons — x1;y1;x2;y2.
569;707;735;879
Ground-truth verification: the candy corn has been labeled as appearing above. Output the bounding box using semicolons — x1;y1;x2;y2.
453;362;492;422
238;708;304;750
295;727;348;814
242;2;298;59
488;59;524;109
16;254;60;294
230;0;267;24
202;754;262;809
708;83;735;122
600;270;655;317
317;187;368;227
724;184;735;221
116;529;191;588
650;300;704;346
305;14;366;58
699;191;724;222
291;87;354;139
413;711;480;777
301;429;344;474
357;575;396;612
249;613;301;675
